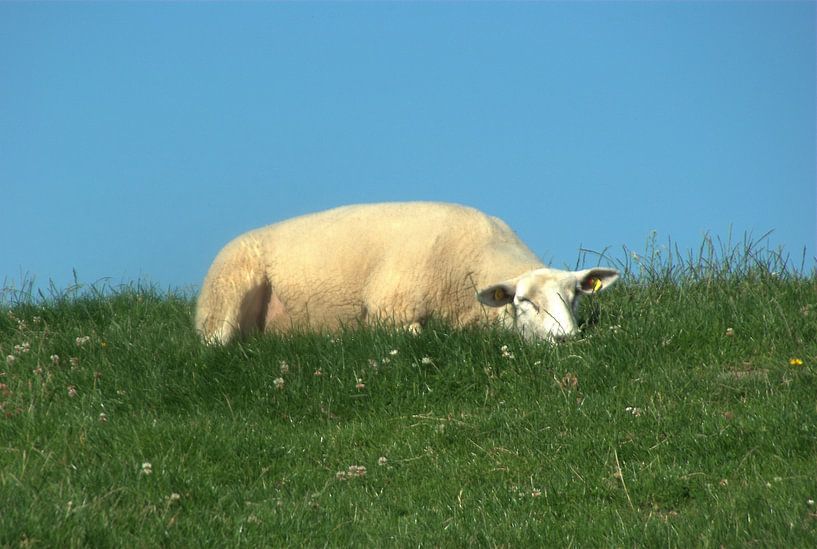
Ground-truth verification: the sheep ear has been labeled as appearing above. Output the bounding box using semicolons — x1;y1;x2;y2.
477;280;517;307
576;268;619;295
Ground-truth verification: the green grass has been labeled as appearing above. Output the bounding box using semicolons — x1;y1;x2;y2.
2;241;816;547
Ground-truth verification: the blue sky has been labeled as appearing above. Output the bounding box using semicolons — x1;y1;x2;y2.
2;2;815;294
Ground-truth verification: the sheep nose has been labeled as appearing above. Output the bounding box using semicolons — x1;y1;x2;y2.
552;333;569;343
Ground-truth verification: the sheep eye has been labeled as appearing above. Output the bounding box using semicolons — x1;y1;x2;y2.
516;296;540;312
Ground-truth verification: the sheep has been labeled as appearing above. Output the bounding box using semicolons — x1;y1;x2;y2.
195;202;618;344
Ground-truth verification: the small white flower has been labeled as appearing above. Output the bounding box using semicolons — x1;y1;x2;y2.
377;456;388;466
389;349;398;356
279;361;289;374
273;377;285;390
14;342;30;354
167;492;181;504
141;462;153;475
421;357;433;365
67;385;78;398
346;465;366;477
625;406;642;417
5;355;15;366
98;412;108;423
50;354;60;366
75;336;90;347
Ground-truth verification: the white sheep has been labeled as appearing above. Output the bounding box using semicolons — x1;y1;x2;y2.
195;202;618;344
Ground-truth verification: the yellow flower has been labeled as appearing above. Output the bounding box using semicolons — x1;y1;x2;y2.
789;358;804;366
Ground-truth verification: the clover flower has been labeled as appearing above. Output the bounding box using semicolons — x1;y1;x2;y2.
13;342;30;354
336;465;367;480
273;377;285;390
625;406;642;417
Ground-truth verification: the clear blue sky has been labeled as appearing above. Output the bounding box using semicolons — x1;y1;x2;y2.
2;2;815;294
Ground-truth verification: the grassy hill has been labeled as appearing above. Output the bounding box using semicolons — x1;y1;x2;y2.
2;243;816;547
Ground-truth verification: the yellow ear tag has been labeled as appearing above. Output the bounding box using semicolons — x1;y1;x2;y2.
494;288;505;301
592;278;603;293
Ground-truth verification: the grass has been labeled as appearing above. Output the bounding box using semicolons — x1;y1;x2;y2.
1;238;816;547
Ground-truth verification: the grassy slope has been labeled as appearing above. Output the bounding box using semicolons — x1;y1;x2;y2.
1;257;816;547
